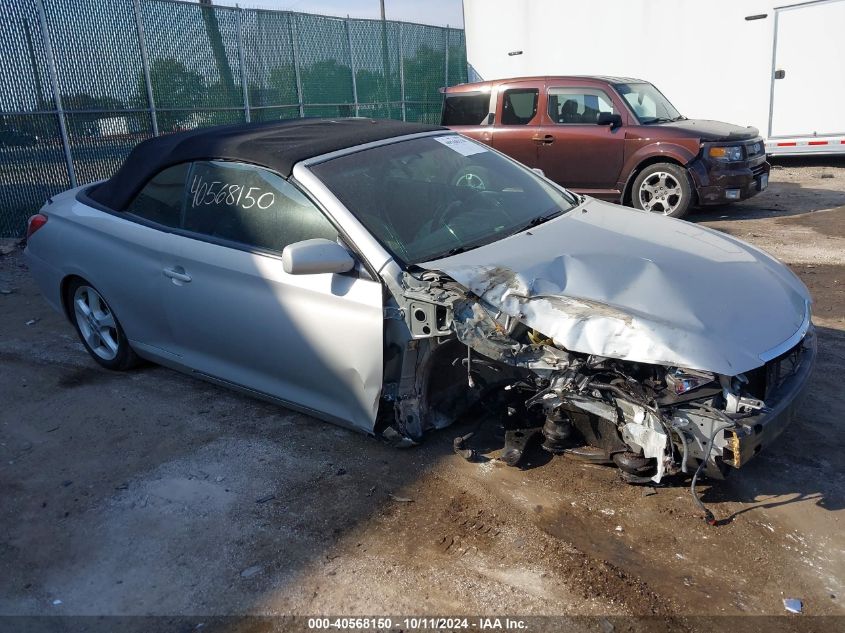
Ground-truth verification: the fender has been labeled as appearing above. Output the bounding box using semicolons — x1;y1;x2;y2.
618;140;700;201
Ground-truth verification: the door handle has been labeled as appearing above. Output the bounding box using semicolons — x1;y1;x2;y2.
163;266;192;283
532;134;555;145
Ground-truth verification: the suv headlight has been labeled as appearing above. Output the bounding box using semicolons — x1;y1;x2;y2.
708;145;743;161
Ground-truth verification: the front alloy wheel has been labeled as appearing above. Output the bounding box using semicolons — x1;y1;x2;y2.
631;162;694;219
639;171;683;215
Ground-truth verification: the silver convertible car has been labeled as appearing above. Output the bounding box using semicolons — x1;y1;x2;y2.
26;119;815;520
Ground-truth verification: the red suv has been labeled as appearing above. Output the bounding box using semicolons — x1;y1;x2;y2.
442;76;770;218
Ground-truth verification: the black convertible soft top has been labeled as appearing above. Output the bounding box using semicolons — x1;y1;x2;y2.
89;118;445;210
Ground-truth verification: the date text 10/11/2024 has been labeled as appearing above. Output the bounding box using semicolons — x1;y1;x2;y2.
307;617;529;630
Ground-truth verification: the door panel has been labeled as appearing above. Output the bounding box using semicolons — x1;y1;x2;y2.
491;83;543;168
85;163;190;355
538;86;626;194
161;235;384;430
537;124;625;192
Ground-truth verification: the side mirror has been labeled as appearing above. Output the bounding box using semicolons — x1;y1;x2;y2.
282;238;355;275
597;112;623;128
531;167;545;178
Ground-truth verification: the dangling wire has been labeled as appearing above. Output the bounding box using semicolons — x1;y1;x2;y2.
466;346;475;389
690;421;736;526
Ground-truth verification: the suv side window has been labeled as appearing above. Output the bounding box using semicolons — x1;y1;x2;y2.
125;163;189;227
547;88;617;124
442;93;491;125
501;88;539;125
183;161;338;253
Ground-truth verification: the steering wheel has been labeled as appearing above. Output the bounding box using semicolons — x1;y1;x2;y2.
431;194;512;240
432;186;494;226
434;199;468;227
454;166;493;191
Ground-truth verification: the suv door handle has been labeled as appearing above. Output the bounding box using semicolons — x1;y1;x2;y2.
163;266;192;283
532;134;555;145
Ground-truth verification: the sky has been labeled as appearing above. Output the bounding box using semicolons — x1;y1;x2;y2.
208;0;464;27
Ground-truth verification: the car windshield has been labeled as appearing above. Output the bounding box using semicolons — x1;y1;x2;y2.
310;135;578;265
615;82;683;124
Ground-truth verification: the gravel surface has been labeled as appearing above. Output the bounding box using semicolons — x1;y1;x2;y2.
0;158;843;625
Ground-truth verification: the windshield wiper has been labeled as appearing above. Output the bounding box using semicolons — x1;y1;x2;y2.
424;243;482;261
644;115;685;124
511;208;565;235
423;208;566;262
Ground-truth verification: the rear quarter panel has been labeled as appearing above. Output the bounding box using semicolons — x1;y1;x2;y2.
25;189;170;349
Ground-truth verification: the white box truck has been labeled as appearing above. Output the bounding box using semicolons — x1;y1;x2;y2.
462;0;845;156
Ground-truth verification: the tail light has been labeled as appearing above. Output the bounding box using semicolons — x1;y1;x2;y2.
26;213;48;240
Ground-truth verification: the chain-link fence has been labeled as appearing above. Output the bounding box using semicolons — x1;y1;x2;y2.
0;0;467;237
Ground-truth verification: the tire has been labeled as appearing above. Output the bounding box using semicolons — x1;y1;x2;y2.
66;278;141;371
631;162;694;219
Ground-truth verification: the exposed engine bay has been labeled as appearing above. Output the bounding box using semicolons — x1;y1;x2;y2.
380;268;815;521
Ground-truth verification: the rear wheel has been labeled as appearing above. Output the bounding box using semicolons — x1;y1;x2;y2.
632;162;694;219
66;279;140;371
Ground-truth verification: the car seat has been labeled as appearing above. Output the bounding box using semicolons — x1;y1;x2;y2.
561;99;579;123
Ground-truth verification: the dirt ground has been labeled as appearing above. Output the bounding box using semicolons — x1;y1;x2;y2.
1;157;843;628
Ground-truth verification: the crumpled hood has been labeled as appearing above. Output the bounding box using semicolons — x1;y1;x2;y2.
658;119;759;142
423;198;811;375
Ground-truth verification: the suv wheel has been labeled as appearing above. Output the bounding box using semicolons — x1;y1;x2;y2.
632;163;694;219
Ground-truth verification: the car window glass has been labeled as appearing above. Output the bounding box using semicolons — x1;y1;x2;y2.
547;88;616;124
615;83;681;123
442;93;491;125
625;92;656;119
311;135;578;266
501;89;538;125
184;161;337;253
125;163;189;227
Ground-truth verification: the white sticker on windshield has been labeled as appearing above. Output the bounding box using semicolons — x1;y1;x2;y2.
434;135;488;156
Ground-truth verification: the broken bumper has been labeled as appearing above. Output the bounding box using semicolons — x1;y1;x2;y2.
689;156;770;205
722;326;817;468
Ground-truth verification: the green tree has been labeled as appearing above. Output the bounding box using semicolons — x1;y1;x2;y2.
263;64;299;107
402;45;446;103
300;60;354;105
140;59;206;132
143;58;206;110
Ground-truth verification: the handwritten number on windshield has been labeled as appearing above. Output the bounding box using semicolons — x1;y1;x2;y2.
190;175;275;210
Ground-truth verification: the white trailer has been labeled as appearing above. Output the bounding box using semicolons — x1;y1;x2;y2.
462;0;845;156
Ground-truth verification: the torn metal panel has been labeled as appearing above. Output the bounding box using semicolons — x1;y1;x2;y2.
399;270;573;373
621;413;669;483
451;299;572;371
385;199;816;497
422;197;811;375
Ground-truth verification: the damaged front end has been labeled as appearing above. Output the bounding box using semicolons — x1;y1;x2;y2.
381;268;817;492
